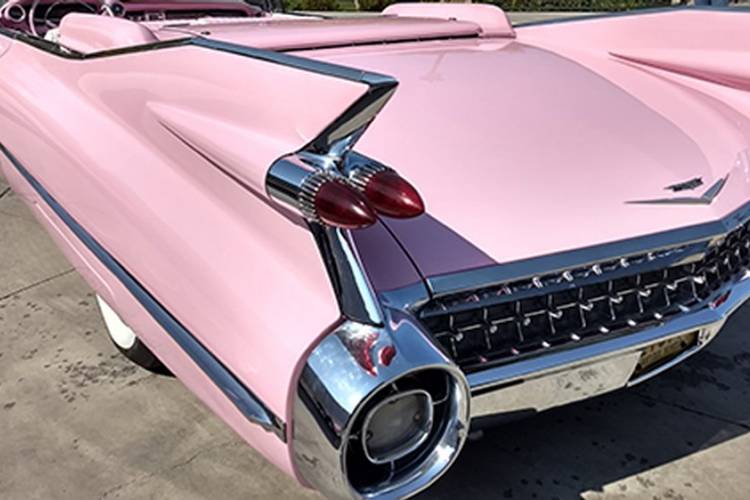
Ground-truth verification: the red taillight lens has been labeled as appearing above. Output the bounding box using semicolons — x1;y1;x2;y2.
315;180;377;229
363;170;425;218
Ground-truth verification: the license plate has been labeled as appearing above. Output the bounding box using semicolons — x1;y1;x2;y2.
633;331;698;378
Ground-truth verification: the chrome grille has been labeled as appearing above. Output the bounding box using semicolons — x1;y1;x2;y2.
419;222;750;372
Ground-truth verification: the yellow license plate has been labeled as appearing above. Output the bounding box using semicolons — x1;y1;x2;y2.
633;331;698;378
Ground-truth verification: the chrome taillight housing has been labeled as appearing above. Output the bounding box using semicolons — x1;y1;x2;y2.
266;150;424;229
299;174;377;229
292;313;469;500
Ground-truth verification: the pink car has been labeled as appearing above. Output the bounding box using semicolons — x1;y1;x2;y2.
1;1;749;497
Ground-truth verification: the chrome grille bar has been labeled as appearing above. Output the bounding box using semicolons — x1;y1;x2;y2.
419;220;750;372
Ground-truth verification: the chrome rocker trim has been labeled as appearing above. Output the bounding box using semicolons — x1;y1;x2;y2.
0;143;286;441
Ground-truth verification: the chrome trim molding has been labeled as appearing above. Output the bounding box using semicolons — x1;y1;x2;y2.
265;155;336;224
627;174;729;205
265;154;318;211
292;312;470;500
428;199;750;297
191;37;397;89
417;232;735;370
263;54;398;326
309;225;384;326
345;155;393;192
0;143;286;441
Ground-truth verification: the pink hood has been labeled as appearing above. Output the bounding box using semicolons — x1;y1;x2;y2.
289;29;750;277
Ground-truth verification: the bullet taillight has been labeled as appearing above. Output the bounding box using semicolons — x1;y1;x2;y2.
313;180;377;229
266;154;422;229
351;166;424;218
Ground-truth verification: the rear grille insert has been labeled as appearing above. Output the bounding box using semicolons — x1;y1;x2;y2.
419;222;750;372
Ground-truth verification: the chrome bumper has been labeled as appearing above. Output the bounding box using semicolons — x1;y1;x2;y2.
292;272;750;499
466;271;750;420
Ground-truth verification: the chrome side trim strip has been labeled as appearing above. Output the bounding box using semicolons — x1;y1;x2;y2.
0;144;286;441
428;200;750;297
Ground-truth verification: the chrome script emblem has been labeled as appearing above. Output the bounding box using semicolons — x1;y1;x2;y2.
628;175;729;205
665;177;703;192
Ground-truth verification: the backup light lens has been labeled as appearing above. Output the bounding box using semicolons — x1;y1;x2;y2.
362;389;434;464
363;170;425;218
315;180;377;229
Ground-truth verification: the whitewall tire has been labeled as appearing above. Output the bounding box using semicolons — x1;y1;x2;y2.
96;295;171;375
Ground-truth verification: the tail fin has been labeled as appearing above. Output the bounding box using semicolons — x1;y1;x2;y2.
612;49;750;92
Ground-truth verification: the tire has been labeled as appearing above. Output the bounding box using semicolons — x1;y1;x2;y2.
96;295;172;376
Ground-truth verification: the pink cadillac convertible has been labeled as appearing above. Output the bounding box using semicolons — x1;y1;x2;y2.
1;1;749;497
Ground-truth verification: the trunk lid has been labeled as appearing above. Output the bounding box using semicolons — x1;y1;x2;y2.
299;38;750;278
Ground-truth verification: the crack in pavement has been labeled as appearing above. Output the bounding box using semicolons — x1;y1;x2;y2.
0;187;10;199
635;392;750;430
0;268;75;302
99;440;241;498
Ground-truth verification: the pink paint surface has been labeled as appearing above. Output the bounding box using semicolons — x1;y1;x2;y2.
383;3;515;38
0;156;296;474
59;14;158;53
0;39;368;470
3;5;750;489
295;9;750;277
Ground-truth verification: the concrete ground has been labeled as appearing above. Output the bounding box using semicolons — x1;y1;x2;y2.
4;174;750;500
2;10;750;498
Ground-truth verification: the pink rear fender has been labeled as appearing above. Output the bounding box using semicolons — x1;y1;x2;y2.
0;154;297;472
0;37;383;475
